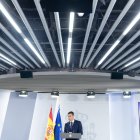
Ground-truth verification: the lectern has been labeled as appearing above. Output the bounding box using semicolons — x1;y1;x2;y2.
61;133;81;139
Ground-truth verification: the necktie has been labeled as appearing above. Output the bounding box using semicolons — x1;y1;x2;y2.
70;122;73;128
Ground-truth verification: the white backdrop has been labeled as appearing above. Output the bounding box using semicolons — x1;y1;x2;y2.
60;94;110;140
0;91;140;140
29;93;110;140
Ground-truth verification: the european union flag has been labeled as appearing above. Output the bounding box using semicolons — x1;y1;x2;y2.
54;108;62;140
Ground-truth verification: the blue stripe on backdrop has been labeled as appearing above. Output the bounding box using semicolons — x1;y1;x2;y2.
1;92;37;140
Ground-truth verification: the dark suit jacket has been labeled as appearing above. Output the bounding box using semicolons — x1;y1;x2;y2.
64;120;83;140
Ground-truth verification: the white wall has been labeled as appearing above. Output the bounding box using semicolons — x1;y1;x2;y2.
1;92;37;140
60;94;110;140
0;90;11;139
133;94;140;140
109;93;140;140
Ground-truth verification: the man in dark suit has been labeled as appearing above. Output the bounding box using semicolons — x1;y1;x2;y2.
64;111;83;140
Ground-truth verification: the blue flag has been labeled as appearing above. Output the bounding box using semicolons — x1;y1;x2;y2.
54;108;62;140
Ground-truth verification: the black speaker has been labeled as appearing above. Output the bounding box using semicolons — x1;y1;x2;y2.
42;0;93;13
20;71;33;78
111;72;123;80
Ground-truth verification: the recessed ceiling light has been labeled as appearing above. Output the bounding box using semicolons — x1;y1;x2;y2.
87;91;96;99
19;90;28;97
51;91;59;98
77;13;84;17
123;91;131;99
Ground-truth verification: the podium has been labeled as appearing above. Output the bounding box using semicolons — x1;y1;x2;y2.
61;133;81;139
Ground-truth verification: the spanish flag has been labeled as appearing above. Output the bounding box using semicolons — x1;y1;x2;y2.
45;107;54;140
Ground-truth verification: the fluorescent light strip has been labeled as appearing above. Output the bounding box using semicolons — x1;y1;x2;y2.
67;12;75;65
0;2;46;65
97;12;140;67
69;12;75;33
123;12;140;35
87;95;95;99
0;57;14;66
19;94;28;97
98;40;120;66
24;38;45;64
51;95;59;98
0;2;22;33
124;57;140;67
0;53;17;65
123;95;131;99
67;37;72;64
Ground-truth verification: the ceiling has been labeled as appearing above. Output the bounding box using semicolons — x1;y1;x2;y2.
0;71;139;92
0;0;140;75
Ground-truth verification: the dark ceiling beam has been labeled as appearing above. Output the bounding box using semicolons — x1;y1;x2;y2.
5;26;138;33
18;8;138;14
40;42;136;46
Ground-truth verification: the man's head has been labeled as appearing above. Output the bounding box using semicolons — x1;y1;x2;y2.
68;111;74;122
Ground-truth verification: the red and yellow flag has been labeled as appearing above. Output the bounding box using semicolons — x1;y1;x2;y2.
45;107;54;140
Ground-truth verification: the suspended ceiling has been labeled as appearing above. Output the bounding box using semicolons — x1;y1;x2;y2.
0;0;140;75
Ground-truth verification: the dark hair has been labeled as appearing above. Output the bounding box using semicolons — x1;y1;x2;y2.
68;111;74;116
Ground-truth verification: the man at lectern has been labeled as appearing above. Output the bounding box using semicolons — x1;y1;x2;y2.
64;111;83;140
